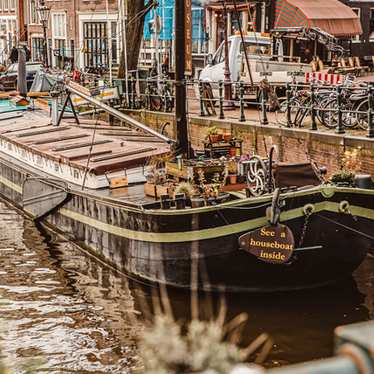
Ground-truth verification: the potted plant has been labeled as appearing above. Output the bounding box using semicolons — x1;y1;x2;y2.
331;170;355;186
331;148;361;187
229;174;237;185
207;126;222;143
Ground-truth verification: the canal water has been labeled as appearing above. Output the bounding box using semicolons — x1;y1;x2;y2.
0;199;373;372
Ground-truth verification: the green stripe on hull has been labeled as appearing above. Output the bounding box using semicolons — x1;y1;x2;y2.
59;201;374;243
0;174;374;243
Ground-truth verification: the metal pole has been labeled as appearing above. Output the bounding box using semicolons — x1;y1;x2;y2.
175;0;189;157
66;83;174;144
367;86;374;138
336;85;345;134
43;23;48;68
232;0;253;86
261;88;268;125
222;1;233;104
121;0;129;104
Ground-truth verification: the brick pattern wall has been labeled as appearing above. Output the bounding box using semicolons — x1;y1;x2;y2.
125;109;374;178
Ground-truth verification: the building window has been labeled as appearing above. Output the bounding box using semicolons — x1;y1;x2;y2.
52;13;66;39
370;8;374;41
192;7;206;54
30;0;39;24
10;0;15;11
3;0;8;11
83;22;108;68
111;21;118;63
31;37;44;62
52;13;67;68
351;8;361;43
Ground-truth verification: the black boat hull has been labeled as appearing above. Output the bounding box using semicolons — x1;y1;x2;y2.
0;155;373;292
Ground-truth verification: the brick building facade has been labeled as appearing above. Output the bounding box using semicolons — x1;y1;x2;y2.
11;0;374;71
0;0;16;64
25;0;119;69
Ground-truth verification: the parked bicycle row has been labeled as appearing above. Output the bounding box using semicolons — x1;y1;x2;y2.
277;75;374;133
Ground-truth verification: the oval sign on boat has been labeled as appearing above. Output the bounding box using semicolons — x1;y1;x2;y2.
239;224;295;264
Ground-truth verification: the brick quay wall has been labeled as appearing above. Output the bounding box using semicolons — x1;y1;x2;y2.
122;109;374;177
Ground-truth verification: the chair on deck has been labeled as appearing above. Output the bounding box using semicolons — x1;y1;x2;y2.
273;162;322;189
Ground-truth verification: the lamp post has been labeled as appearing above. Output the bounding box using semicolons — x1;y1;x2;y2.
221;1;234;106
37;0;50;68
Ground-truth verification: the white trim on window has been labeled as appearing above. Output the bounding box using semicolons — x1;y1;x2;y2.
51;12;67;68
77;13;119;69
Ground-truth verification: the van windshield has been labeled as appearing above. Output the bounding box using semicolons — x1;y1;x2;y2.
240;41;271;56
213;41;232;65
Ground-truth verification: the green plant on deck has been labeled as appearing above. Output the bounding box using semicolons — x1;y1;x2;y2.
206;126;218;136
330;169;355;186
331;148;361;186
196;170;227;200
174;182;195;199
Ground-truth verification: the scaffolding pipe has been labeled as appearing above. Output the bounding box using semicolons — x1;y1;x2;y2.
66;83;175;144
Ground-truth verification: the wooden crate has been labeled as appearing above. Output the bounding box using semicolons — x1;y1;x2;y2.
144;182;175;199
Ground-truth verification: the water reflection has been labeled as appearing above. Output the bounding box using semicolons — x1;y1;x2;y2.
134;261;373;367
0;200;373;371
0;202;140;373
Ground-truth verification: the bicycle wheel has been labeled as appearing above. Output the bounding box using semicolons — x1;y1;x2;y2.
276;98;301;127
294;107;310;127
163;87;174;112
355;99;369;130
342;104;360;129
320;99;339;129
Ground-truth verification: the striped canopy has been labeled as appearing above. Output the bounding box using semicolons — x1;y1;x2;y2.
274;0;362;37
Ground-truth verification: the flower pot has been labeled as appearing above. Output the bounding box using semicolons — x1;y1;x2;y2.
229;148;237;157
229;175;237;185
217;134;223;141
209;134;220;143
223;134;232;142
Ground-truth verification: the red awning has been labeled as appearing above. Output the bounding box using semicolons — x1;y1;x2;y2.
274;0;362;37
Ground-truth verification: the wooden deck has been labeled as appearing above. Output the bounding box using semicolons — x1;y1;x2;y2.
0;109;170;176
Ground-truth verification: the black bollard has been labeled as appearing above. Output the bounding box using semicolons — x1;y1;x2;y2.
336;85;345;134
261;88;268;125
219;80;225;119
199;81;205;117
310;83;317;131
286;82;292;127
239;81;245;122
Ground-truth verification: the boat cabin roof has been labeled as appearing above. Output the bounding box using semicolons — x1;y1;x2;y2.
0;109;170;176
